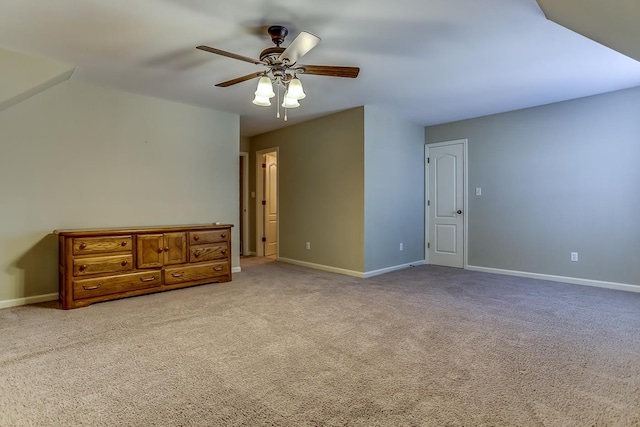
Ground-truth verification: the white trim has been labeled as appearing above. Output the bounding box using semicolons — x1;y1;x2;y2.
232;266;242;273
0;293;58;309
466;265;640;294
363;260;427;278
425;139;469;268
278;257;426;279
278;257;365;277
239;152;250;257
424;148;429;264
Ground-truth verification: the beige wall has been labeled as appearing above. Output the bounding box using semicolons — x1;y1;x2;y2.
0;80;239;305
240;136;251;153
249;108;365;272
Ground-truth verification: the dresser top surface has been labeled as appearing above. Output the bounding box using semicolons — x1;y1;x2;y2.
54;223;233;237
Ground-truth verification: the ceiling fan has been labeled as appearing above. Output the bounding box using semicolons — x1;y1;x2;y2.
196;25;360;119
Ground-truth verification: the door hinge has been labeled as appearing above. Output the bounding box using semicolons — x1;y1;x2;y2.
427;242;430;249
427;200;430;206
261;200;266;205
427;157;430;164
262;237;266;242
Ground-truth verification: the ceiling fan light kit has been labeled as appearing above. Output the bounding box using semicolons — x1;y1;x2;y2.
254;76;276;98
196;25;359;121
281;91;300;108
287;78;306;100
252;95;272;107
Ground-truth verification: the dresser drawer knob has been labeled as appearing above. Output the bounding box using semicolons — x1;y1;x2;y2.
221;249;227;254
194;251;200;258
164;247;169;252
158;248;164;253
214;266;223;272
121;260;128;266
79;264;88;271
193;235;199;241
121;241;128;246
79;243;87;250
139;276;156;282
83;283;101;290
171;272;185;278
221;233;227;238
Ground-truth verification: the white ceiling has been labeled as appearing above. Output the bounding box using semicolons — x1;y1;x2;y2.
2;0;639;136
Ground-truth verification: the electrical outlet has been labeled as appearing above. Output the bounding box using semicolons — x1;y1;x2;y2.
399;243;403;251
571;252;578;262
306;242;310;250
476;187;482;196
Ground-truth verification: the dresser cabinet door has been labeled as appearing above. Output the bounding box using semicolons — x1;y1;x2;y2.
137;234;164;268
137;233;187;268
163;232;187;265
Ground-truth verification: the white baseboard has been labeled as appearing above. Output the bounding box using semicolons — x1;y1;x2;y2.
277;257;425;279
0;293;58;310
278;257;365;278
232;266;241;273
466;265;640;293
363;260;427;278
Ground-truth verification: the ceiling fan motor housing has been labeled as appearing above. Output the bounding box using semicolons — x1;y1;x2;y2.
259;47;286;64
267;25;289;46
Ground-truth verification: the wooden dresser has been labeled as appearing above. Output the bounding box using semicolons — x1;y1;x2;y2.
55;224;233;309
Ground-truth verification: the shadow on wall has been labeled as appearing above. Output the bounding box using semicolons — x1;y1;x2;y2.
9;233;58;298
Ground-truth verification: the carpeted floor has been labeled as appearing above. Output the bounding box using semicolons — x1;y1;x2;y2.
1;257;639;426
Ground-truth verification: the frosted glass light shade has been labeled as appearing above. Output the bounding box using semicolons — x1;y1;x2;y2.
252;95;271;107
287;78;306;100
254;77;275;98
281;91;300;108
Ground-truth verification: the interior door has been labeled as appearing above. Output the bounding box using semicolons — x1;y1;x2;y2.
264;153;278;256
428;142;464;268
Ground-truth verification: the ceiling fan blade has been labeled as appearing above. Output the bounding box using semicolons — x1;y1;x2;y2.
296;65;360;78
196;45;264;65
278;31;321;64
215;72;264;87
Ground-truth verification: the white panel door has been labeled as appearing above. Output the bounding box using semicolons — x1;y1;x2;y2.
264;153;278;256
429;142;464;267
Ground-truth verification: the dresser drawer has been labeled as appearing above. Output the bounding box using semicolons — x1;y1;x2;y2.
189;230;229;245
73;236;132;255
74;271;161;299
165;262;229;285
73;254;133;276
189;243;228;263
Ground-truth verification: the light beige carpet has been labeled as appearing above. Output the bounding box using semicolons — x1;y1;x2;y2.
1;258;639;426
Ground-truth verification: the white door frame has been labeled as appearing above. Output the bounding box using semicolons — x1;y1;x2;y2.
239;152;250;256
425;139;469;268
255;147;279;257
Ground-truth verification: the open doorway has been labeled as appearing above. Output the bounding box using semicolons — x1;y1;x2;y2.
255;148;278;257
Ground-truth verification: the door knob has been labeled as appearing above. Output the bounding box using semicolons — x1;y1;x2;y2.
457;210;462;214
